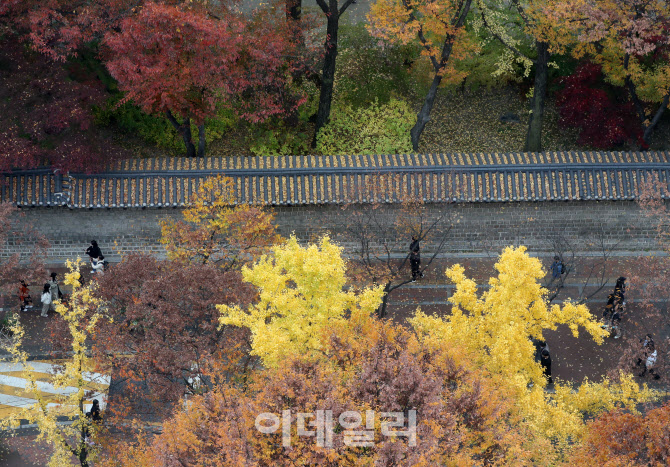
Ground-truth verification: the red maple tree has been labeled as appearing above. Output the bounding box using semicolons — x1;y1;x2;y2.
103;2;307;157
555;62;643;149
0;37;126;172
56;255;258;421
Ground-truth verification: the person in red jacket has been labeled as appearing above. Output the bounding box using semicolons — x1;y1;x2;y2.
18;280;33;312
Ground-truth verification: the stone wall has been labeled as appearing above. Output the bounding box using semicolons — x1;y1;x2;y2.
3;200;661;265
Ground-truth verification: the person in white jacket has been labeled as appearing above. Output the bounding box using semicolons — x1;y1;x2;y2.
40;283;52;317
637;335;660;380
91;257;104;276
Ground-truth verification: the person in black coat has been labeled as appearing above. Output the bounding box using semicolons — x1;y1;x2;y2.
532;339;549;363
87;399;102;422
409;235;423;282
85;240;104;272
84;399;102;444
613;277;626;308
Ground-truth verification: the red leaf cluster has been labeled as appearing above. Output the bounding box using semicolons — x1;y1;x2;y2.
103;2;307;126
0;37;126;172
555;62;643;149
0;0;147;61
80;254;256;419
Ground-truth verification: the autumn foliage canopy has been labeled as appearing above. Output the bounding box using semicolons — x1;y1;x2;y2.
556;62;642;148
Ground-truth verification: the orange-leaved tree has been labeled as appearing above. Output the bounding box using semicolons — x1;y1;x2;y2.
367;0;477;150
102;317;534;466
160;175;281;269
545;0;670;148
568;402;670;466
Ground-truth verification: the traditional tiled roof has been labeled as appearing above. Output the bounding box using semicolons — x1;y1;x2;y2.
103;152;670;170
3;152;670;207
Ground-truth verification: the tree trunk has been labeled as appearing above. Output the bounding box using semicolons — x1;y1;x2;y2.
643;95;669;145
409;0;472;151
524;41;549;153
410;73;443;151
623;54;668;148
377;283;391;319
197;124;206;157
313;14;339;146
78;427;89;467
166;111;196;157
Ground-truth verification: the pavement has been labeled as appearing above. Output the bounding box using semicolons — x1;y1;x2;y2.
0;360;109;421
384;253;670;392
2;253;669;387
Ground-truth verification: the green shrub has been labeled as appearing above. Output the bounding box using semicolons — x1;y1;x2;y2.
316;98;414;155
335;23;421;108
94;97;235;154
248;122;312;157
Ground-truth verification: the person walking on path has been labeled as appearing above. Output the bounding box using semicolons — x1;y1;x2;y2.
18;280;33;312
91;257;105;276
533;339;549;363
550;256;565;280
47;272;62;310
603;290;617;322
40;284;51;317
85;240;104;273
637;335;660;380
602;277;627;335
84;399;103;445
540;348;553;384
409;235;423;282
613;277;626;310
606;302;623;339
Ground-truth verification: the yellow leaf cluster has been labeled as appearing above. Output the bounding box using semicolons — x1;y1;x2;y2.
2;258;106;467
218;235;384;368
409;246;656;443
160;175;280;266
367;0;478;84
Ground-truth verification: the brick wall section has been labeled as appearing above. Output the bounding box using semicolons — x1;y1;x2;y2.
2;200;661;264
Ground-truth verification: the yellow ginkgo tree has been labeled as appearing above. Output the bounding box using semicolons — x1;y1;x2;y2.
410;246;656;445
218;235;384;368
160;175;281;269
2;259;107;467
